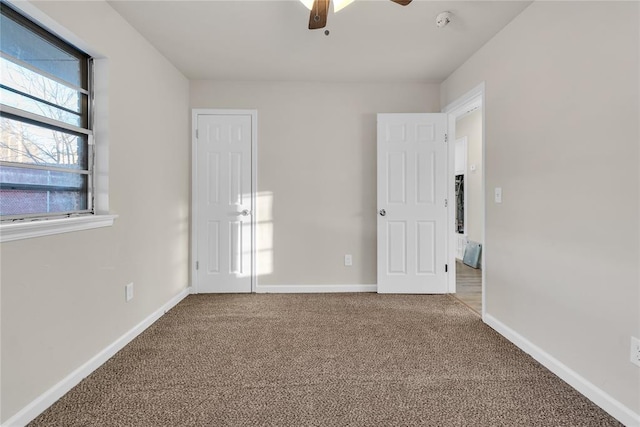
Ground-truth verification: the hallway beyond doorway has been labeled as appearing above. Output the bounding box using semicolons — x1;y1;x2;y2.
454;260;481;314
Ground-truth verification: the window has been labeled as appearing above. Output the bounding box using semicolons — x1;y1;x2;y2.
0;2;93;221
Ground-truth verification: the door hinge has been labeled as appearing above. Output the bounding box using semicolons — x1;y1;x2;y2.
445;264;448;273
444;199;448;207
195;261;199;270
444;133;448;143
195;129;199;139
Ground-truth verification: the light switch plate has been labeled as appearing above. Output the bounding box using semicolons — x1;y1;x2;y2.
494;187;502;203
125;283;134;302
631;336;640;367
344;254;353;267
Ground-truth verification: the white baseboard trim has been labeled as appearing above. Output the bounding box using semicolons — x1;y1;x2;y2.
485;314;640;427
2;287;192;427
255;284;377;293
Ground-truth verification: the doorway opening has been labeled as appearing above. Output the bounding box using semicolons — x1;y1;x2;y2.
444;84;485;316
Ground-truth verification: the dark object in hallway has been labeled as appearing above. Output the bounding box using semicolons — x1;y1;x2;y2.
463;240;482;268
455;174;464;233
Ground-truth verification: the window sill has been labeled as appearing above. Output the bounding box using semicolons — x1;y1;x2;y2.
0;214;118;243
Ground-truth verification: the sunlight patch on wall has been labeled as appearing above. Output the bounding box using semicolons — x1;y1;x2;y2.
256;191;273;277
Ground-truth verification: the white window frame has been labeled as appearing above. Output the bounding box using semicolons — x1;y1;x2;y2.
0;1;115;243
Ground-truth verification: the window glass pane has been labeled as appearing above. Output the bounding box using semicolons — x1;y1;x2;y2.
0;188;87;215
0;11;84;88
0;166;87;215
0;165;86;190
1;88;83;127
1;57;82;112
0;116;88;170
0;57;85;127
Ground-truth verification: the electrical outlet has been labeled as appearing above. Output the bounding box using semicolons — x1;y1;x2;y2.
631;336;640;367
344;254;352;267
125;283;134;302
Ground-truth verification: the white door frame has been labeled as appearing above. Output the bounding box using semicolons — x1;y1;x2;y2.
191;109;258;293
442;83;485;317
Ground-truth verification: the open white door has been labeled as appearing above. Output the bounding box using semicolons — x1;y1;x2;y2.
194;111;255;293
377;113;448;294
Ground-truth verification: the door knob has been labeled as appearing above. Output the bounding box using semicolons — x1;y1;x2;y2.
379;209;386;217
241;209;251;216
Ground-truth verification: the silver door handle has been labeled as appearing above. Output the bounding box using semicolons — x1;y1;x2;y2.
240;209;251;216
379;209;386;217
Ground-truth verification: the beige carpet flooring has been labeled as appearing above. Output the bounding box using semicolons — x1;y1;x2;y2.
30;294;621;426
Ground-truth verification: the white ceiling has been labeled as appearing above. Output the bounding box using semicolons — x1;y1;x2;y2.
108;0;531;83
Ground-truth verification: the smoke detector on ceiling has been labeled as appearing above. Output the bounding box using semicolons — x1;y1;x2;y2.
436;11;452;28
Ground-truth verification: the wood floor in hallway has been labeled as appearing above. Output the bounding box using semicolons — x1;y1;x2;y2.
455;260;482;314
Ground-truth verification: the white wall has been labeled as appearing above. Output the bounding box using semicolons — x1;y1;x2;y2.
441;1;639;418
191;81;440;286
455;109;483;245
0;1;190;422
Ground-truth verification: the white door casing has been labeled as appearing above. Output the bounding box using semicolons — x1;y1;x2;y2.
442;82;485;301
193;111;256;293
377;113;448;294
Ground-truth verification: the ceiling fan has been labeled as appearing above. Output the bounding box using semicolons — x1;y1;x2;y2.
301;0;412;30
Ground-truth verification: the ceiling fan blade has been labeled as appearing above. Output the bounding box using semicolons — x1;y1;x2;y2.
390;0;412;5
309;0;329;30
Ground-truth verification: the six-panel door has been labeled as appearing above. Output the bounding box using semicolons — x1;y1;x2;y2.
196;114;252;293
377;113;448;294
